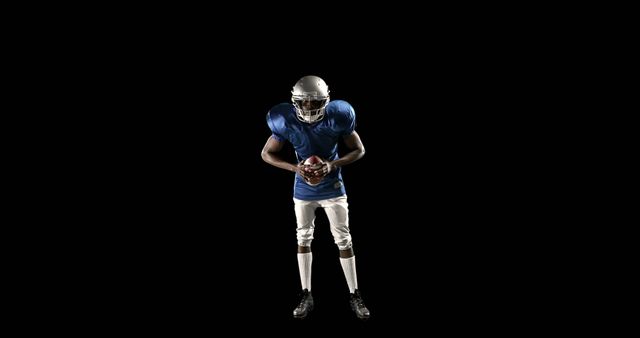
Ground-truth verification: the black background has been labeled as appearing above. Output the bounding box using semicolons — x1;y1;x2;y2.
82;39;549;333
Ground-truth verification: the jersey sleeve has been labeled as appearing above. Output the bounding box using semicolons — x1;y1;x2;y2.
266;106;287;142
334;101;356;136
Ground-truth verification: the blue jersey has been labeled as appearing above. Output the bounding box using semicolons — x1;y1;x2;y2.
266;100;356;201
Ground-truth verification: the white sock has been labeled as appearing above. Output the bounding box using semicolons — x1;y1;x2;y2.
297;252;312;291
340;256;358;293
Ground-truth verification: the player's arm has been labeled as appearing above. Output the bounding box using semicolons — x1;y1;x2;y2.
321;131;366;175
261;136;313;179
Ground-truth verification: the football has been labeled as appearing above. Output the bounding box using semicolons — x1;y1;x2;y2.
303;155;324;186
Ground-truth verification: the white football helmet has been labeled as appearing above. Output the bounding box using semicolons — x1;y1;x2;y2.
291;75;330;123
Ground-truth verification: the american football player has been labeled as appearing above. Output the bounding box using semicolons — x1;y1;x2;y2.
261;75;370;320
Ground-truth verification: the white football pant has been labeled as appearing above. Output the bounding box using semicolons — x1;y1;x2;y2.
293;195;352;250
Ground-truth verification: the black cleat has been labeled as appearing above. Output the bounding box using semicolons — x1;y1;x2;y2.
293;289;314;319
349;289;370;320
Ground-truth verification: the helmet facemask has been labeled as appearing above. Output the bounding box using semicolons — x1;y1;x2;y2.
292;95;329;123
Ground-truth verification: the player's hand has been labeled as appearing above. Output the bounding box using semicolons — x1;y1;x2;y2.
296;161;317;181
314;161;333;177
